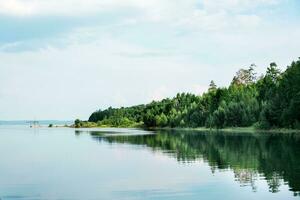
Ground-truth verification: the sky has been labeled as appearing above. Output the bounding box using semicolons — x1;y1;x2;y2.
0;0;299;120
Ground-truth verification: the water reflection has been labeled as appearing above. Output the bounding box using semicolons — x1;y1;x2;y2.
77;129;300;196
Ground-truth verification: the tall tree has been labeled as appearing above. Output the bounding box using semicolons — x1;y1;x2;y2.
209;80;217;92
231;64;257;86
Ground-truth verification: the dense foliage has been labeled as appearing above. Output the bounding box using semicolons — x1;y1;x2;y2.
86;59;300;129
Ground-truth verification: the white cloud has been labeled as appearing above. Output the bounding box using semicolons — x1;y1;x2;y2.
0;0;34;16
191;84;209;96
0;35;216;119
0;0;279;22
202;0;279;12
150;86;169;102
0;0;191;17
0;0;285;39
235;14;261;28
0;0;297;120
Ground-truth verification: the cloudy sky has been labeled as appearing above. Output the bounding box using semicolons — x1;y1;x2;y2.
0;0;299;120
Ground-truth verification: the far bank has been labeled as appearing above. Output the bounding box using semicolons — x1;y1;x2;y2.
69;120;300;134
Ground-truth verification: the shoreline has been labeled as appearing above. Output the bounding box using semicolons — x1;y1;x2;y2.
146;127;300;134
68;124;300;134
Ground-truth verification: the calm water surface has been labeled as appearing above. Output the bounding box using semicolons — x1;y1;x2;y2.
0;126;300;200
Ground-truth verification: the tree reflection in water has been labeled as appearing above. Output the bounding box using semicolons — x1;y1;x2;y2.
77;129;300;196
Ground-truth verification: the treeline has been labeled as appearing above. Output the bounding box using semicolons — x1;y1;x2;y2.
87;58;300;129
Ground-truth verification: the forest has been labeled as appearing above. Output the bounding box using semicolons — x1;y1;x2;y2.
82;58;300;129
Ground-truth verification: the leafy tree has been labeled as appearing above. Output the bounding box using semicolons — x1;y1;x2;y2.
155;113;168;127
209;80;217;92
231;64;257;86
74;119;81;128
212;106;226;128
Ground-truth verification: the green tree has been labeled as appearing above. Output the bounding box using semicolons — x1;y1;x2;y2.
231;64;257;86
212;106;226;128
155;113;168;127
74;119;81;128
87;59;300;130
209;80;217;92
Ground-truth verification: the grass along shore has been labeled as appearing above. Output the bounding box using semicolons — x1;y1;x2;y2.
70;120;300;134
147;127;300;134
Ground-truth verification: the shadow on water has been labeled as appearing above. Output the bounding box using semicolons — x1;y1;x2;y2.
75;129;300;196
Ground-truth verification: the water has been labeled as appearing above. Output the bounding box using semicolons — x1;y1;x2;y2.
0;126;299;200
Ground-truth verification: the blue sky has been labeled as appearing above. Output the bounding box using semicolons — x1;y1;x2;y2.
0;0;299;120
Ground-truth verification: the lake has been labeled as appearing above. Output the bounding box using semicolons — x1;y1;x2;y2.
0;126;299;200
